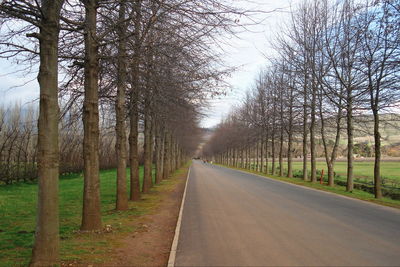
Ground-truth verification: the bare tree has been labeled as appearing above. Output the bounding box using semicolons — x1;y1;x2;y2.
357;0;400;198
0;0;65;264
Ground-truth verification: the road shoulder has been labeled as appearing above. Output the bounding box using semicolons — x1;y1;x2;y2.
85;166;189;267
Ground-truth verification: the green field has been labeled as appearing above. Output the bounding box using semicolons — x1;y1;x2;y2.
281;161;400;182
0;166;174;266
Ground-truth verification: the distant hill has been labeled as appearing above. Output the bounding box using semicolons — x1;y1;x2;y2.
353;113;400;146
320;113;400;146
313;113;400;157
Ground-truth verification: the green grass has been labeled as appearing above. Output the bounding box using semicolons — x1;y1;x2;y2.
221;164;400;209
0;165;187;266
288;161;400;181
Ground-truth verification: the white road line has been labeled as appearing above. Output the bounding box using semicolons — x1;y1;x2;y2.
167;165;191;267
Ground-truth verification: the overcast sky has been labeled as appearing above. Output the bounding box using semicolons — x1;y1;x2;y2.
200;0;301;128
0;0;300;126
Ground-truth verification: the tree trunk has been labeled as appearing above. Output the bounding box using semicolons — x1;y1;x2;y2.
245;142;249;169
287;138;293;178
232;148;236;167
287;87;294;178
260;138;264;173
115;0;128;211
175;142;179;170
162;131;170;179
271;132;275;175
160;131;165;176
279;127;283;177
256;141;259;172
231;148;234;167
233;148;236;167
241;148;244;168
30;1;64;265
170;138;176;172
236;148;238;167
178;147;182;168
310;83;317;182
236;148;239;168
129;92;140;200
373;110;382;198
81;0;102;231
346;95;354;192
232;148;235;166
271;96;277;175
143;110;152;193
279;84;284;177
302;75;308;181
320;92;342;187
150;120;155;183
129;0;141;201
250;146;254;170
155;124;163;184
265;133;269;174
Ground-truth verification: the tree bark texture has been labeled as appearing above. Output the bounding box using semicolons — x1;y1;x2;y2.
162;131;170;179
81;0;102;231
129;91;140;200
129;0;142;201
302;73;308;181
287;85;294;178
373;110;382;198
279;95;284;177
143;107;152;193
310;85;317;183
115;0;128;211
346;95;354;192
155;125;163;184
30;1;64;265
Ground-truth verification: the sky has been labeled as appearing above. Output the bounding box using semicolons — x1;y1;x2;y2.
200;0;301;128
0;0;300;126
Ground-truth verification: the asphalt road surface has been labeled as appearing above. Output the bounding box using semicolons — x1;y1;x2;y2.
175;160;400;266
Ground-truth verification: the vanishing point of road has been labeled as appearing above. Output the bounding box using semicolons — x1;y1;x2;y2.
175;160;400;266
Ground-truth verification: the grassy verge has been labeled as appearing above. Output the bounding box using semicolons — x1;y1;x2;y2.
218;164;400;209
0;164;189;266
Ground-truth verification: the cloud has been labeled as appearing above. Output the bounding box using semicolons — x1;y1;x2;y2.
0;59;39;106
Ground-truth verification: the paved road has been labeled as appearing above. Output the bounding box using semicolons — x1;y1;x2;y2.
175;160;400;266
